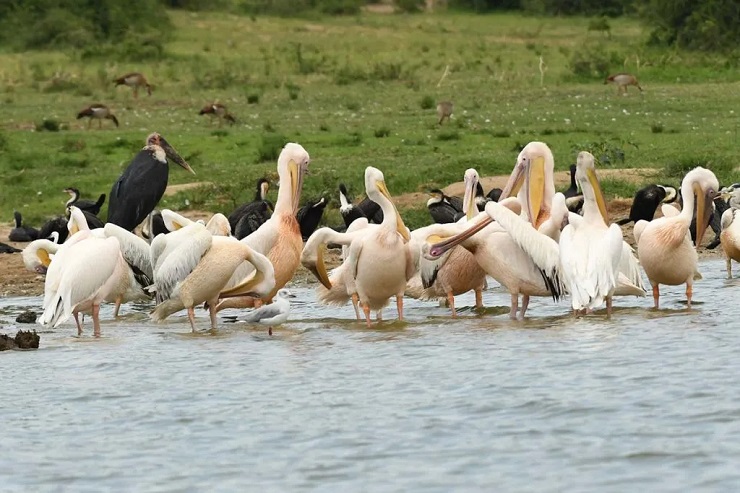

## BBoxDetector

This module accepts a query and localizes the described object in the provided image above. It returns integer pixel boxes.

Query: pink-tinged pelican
[426,142,567,319]
[720,192,740,278]
[159,209,230,236]
[407,168,487,317]
[217,143,309,312]
[634,166,719,308]
[151,223,275,331]
[301,166,417,326]
[39,227,128,337]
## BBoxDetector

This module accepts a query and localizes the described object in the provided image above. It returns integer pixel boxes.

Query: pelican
[425,142,570,318]
[719,187,740,278]
[150,223,275,331]
[216,143,309,312]
[302,166,416,326]
[22,238,60,274]
[634,167,719,308]
[407,169,487,317]
[107,133,195,231]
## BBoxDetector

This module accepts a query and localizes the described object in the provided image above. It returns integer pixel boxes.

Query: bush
[641,0,740,52]
[420,95,435,110]
[35,119,62,132]
[0,0,170,51]
[374,127,391,138]
[257,133,288,162]
[247,93,260,104]
[568,44,623,79]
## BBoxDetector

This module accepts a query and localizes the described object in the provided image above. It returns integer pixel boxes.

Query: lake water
[2,258,739,492]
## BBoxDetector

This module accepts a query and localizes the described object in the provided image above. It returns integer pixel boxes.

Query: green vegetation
[0,9,738,232]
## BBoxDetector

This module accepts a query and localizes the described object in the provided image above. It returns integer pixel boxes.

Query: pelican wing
[488,201,564,298]
[618,241,646,293]
[560,223,623,310]
[103,223,153,278]
[154,224,212,303]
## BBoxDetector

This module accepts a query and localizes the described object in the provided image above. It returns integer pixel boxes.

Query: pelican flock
[4,132,734,338]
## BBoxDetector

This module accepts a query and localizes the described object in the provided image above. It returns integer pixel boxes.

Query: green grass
[0,11,738,231]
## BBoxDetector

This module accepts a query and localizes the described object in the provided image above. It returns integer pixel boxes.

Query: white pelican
[242,288,295,335]
[301,166,416,326]
[216,143,309,312]
[407,169,487,317]
[719,187,740,278]
[634,166,719,308]
[39,235,128,337]
[425,142,567,319]
[22,238,60,274]
[151,223,276,331]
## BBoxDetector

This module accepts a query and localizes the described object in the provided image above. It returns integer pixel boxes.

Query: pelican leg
[208,298,218,329]
[74,312,83,336]
[187,307,197,332]
[113,297,122,318]
[606,296,613,318]
[376,310,383,322]
[686,283,693,309]
[474,288,483,310]
[509,294,519,320]
[396,295,404,321]
[727,257,732,279]
[362,303,372,328]
[652,284,660,309]
[351,293,361,321]
[447,291,456,318]
[92,303,101,338]
[519,295,530,320]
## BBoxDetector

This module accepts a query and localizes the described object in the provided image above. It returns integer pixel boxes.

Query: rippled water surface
[2,258,740,492]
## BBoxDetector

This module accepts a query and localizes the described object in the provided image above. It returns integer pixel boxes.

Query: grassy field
[0,10,738,230]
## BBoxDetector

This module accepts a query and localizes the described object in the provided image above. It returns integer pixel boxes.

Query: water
[2,258,740,492]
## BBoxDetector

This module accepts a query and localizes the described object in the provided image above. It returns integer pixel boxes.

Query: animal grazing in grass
[198,103,236,127]
[604,73,642,94]
[76,104,118,129]
[437,101,453,125]
[114,72,153,98]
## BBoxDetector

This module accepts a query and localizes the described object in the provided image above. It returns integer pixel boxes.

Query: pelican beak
[586,167,609,223]
[499,160,526,201]
[219,270,265,300]
[694,183,713,246]
[289,160,307,215]
[462,173,477,221]
[303,243,332,289]
[160,137,195,175]
[260,181,270,199]
[429,214,492,258]
[37,249,52,269]
[68,222,79,236]
[377,180,410,241]
[526,156,546,226]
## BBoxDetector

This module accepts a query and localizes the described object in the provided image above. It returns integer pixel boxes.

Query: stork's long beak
[462,172,477,221]
[429,214,492,258]
[160,137,195,175]
[586,167,609,224]
[694,183,713,247]
[377,180,410,241]
[526,156,546,226]
[289,160,308,215]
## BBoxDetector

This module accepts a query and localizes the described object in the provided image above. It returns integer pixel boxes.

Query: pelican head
[277,143,310,215]
[145,132,195,175]
[206,213,231,236]
[366,166,410,241]
[462,168,480,221]
[67,206,89,236]
[575,151,608,223]
[683,167,719,246]
[500,141,554,227]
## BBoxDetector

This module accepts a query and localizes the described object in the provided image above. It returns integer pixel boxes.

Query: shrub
[651,123,665,133]
[374,127,391,138]
[436,129,460,141]
[257,133,288,162]
[35,119,62,132]
[247,93,260,104]
[420,95,435,110]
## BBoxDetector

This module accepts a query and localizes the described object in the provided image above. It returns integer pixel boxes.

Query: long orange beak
[429,214,492,258]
